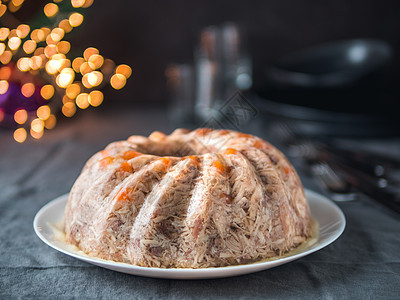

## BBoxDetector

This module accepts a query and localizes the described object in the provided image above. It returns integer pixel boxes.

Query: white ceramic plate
[33,189,345,279]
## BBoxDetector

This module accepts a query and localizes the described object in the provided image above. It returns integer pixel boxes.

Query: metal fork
[311,162,358,202]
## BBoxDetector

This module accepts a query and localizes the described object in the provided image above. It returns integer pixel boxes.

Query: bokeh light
[88,54,104,69]
[83,47,98,61]
[30,128,44,139]
[17,57,31,72]
[14,128,27,143]
[80,61,95,75]
[69,13,84,27]
[8,37,21,50]
[116,64,132,79]
[71,0,86,8]
[16,24,30,38]
[110,74,127,89]
[59,19,73,33]
[57,41,71,54]
[56,68,75,88]
[23,40,36,54]
[50,28,64,42]
[29,56,43,70]
[37,105,51,120]
[0,27,9,41]
[0,5,7,18]
[14,109,28,124]
[40,85,55,100]
[62,102,76,117]
[89,90,103,107]
[44,3,59,18]
[66,83,81,99]
[72,57,85,72]
[76,93,90,109]
[0,67,11,80]
[44,114,57,129]
[0,51,12,64]
[2,0,131,142]
[21,83,35,98]
[31,118,44,132]
[0,80,9,94]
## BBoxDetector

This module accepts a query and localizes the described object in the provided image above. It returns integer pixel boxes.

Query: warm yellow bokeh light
[17,57,30,72]
[14,109,28,124]
[14,128,27,143]
[45,59,60,74]
[80,61,95,75]
[62,102,76,117]
[44,3,59,18]
[71,0,85,8]
[30,128,44,139]
[66,83,81,99]
[0,67,11,80]
[89,90,104,107]
[0,5,7,18]
[29,56,43,70]
[8,37,21,50]
[8,3,20,14]
[69,13,84,27]
[21,83,35,98]
[0,109,5,122]
[44,45,57,58]
[0,27,9,41]
[9,29,18,39]
[12,0,25,7]
[59,19,73,34]
[31,29,46,42]
[57,41,71,54]
[46,34,57,46]
[56,68,75,88]
[41,27,51,38]
[88,54,104,69]
[81,74,91,88]
[82,0,94,8]
[83,47,99,61]
[0,80,9,94]
[72,57,85,72]
[45,114,57,129]
[40,84,55,100]
[87,71,103,87]
[31,118,44,132]
[37,105,51,121]
[50,28,64,42]
[63,95,74,104]
[0,43,5,56]
[110,74,127,90]
[116,64,132,79]
[0,51,12,64]
[34,47,45,56]
[76,93,90,109]
[16,24,30,38]
[23,40,36,54]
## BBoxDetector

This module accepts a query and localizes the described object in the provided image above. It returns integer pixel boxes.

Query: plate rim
[33,189,346,279]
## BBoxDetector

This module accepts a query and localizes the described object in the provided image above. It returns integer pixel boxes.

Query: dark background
[81,0,400,107]
[15,0,400,110]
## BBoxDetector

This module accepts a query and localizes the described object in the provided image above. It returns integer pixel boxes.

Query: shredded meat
[64,128,312,268]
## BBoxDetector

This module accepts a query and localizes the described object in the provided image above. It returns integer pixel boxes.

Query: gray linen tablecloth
[1,108,399,299]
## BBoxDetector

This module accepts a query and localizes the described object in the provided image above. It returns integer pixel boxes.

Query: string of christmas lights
[0,0,132,143]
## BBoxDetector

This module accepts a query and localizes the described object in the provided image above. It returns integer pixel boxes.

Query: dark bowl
[267,39,392,88]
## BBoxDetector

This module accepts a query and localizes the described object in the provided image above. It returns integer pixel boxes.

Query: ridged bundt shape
[64,128,312,268]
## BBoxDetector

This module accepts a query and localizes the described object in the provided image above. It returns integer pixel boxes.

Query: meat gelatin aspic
[64,128,312,268]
